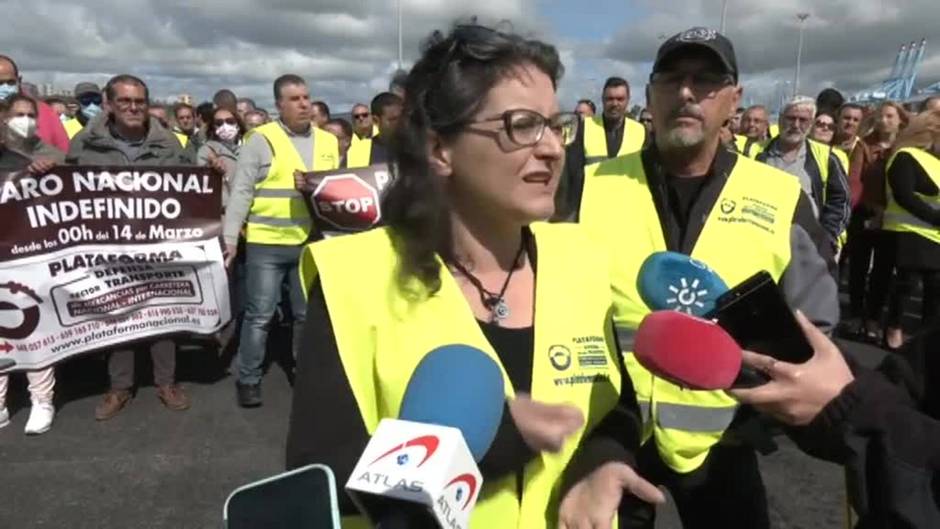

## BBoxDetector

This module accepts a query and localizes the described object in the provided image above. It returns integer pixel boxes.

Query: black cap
[652,27,738,82]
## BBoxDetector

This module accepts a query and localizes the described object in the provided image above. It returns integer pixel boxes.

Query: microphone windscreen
[634,311,742,390]
[399,344,505,462]
[637,252,728,316]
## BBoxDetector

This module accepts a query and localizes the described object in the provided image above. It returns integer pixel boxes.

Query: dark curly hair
[383,21,563,296]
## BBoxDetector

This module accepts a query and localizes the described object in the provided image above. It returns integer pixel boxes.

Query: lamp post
[793,13,810,96]
[397,0,403,71]
[720,0,729,33]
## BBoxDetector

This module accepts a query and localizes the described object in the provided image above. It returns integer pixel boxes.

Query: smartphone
[224,464,341,529]
[706,271,814,387]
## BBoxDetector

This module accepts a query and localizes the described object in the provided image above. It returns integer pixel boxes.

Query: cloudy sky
[4,0,940,113]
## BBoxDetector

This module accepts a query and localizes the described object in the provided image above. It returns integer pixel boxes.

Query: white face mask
[7,116,37,139]
[215,123,239,142]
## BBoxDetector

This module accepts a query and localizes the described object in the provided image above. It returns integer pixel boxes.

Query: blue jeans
[236,243,307,385]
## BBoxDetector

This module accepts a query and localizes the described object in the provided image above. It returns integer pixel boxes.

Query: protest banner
[0,166,230,372]
[297,163,393,238]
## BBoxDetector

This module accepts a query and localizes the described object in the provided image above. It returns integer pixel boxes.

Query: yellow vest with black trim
[579,151,801,473]
[583,116,646,166]
[346,137,372,168]
[246,122,340,245]
[884,147,940,245]
[63,118,83,140]
[299,224,622,529]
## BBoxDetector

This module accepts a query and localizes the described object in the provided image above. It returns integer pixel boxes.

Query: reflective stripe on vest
[64,118,83,139]
[346,137,372,168]
[884,147,940,245]
[581,151,800,473]
[583,116,646,166]
[300,223,622,529]
[246,122,340,245]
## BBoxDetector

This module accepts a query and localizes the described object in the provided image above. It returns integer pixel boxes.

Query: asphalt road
[0,331,888,529]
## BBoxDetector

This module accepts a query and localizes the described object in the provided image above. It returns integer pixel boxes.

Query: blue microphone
[399,344,505,462]
[637,252,728,317]
[349,345,506,528]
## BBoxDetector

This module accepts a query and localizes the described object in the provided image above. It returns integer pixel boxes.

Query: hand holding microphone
[728,311,854,426]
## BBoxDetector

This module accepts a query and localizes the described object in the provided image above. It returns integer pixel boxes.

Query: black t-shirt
[665,173,709,243]
[479,321,533,393]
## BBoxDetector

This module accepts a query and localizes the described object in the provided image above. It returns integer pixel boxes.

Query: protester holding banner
[287,22,663,529]
[0,105,57,435]
[0,55,70,153]
[66,74,195,420]
[222,74,339,408]
[3,94,65,165]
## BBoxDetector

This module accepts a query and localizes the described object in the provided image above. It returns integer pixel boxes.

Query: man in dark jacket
[757,96,851,250]
[67,74,193,420]
[732,316,940,529]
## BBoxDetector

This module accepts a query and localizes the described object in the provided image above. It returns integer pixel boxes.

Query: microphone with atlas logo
[346,344,505,529]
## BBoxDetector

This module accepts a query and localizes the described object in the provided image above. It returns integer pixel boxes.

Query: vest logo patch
[548,344,572,371]
[716,195,778,234]
[573,335,609,369]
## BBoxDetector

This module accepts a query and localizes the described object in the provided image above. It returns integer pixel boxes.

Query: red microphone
[633,311,743,390]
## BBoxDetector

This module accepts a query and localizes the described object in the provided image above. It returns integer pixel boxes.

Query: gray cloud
[601,0,940,107]
[4,0,938,115]
[3,0,537,111]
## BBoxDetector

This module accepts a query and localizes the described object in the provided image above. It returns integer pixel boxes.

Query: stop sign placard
[311,174,382,231]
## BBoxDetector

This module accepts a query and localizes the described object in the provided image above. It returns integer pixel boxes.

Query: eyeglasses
[78,94,102,106]
[113,97,148,109]
[214,118,238,126]
[639,118,653,124]
[466,109,579,147]
[814,121,834,130]
[649,71,735,96]
[0,79,16,86]
[353,113,370,120]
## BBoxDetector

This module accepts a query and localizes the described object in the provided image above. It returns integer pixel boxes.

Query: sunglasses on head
[214,118,238,126]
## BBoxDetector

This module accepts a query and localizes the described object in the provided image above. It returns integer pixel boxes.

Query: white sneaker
[0,407,9,429]
[24,402,54,435]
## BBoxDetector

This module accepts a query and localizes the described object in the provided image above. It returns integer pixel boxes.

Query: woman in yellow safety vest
[883,109,940,349]
[285,23,663,529]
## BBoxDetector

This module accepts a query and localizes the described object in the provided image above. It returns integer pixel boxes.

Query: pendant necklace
[449,235,527,324]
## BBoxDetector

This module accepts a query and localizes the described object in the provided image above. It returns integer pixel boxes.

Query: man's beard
[782,129,807,145]
[661,126,705,149]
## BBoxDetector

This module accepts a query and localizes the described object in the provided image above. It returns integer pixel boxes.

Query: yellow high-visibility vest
[346,137,372,168]
[246,122,340,245]
[734,135,765,159]
[63,118,83,140]
[299,223,622,529]
[579,151,801,473]
[583,116,646,166]
[885,147,940,245]
[174,132,189,149]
